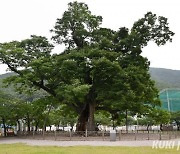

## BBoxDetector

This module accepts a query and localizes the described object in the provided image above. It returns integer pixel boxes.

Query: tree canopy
[0,1,174,131]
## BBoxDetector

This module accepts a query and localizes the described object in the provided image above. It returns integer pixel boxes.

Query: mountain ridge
[149,67,180,90]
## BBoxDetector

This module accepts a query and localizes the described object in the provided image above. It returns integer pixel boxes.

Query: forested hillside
[0,72,17,96]
[150,67,180,90]
[0,72,47,99]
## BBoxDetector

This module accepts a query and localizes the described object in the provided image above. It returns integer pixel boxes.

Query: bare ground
[0,137,180,147]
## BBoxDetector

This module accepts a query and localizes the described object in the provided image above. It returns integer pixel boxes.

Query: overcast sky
[0,0,180,74]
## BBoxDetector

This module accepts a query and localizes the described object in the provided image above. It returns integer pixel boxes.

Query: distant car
[7,130,15,136]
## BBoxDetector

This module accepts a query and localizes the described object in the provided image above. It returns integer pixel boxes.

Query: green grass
[0,144,179,154]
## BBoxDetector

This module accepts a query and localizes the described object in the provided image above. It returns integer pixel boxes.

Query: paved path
[0,138,180,147]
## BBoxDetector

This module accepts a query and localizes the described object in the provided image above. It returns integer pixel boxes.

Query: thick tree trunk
[76,103,96,131]
[76,104,89,131]
[86,103,96,131]
[76,83,96,132]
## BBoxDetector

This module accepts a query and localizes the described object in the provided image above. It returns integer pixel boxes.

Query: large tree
[0,2,174,131]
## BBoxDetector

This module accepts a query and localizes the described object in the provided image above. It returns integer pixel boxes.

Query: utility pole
[166,89,170,112]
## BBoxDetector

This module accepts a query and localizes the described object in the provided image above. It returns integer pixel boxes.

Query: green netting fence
[159,88,180,112]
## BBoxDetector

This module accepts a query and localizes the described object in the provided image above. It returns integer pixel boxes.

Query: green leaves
[0,2,175,130]
[131,12,174,48]
[171,111,180,130]
[56,83,91,104]
[0,90,21,126]
[60,60,78,81]
[149,108,171,124]
[51,1,102,49]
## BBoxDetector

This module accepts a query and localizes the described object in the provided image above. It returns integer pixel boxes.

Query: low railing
[15,130,180,141]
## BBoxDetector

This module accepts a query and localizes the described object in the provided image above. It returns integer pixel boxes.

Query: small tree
[171,111,180,130]
[0,91,15,136]
[138,108,171,131]
[49,105,77,131]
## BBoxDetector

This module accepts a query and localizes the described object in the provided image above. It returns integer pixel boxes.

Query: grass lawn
[0,144,179,154]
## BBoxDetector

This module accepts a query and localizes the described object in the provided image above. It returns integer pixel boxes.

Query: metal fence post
[159,130,161,140]
[70,131,72,141]
[33,130,35,139]
[102,130,105,141]
[118,130,121,141]
[43,130,45,140]
[54,130,57,141]
[147,130,150,140]
[175,130,177,139]
[169,131,171,140]
[85,129,88,141]
[25,131,27,138]
[134,130,137,140]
